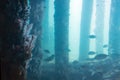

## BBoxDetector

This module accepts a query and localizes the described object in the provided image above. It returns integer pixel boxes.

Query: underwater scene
[0,0,120,80]
[27,0,120,80]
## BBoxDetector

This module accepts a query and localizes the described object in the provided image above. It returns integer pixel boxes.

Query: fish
[88,51,96,55]
[94,54,108,60]
[44,55,55,62]
[89,35,96,39]
[67,49,71,52]
[44,49,50,53]
[96,4,99,6]
[72,60,79,64]
[103,44,108,48]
